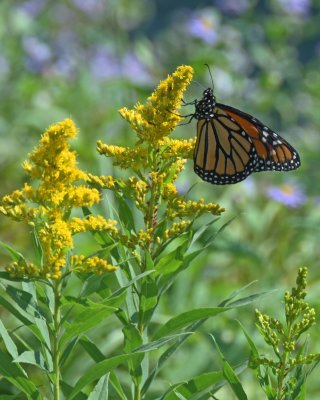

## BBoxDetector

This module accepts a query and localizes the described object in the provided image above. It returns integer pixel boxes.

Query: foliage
[1,0,320,398]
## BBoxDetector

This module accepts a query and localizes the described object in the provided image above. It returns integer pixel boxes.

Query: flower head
[266,183,306,208]
[277,0,310,16]
[119,65,193,145]
[188,10,219,44]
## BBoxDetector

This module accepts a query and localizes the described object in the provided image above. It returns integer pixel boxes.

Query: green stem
[53,278,62,400]
[276,325,293,400]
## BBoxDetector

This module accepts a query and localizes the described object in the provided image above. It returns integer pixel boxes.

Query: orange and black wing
[193,103,300,185]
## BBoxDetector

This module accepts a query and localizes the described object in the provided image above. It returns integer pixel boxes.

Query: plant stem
[53,278,62,400]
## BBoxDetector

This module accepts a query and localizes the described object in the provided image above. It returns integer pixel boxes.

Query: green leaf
[67,353,143,400]
[139,276,158,326]
[78,273,111,298]
[226,291,277,308]
[88,374,109,400]
[2,284,44,319]
[134,333,192,352]
[13,351,49,371]
[153,307,230,340]
[61,305,118,347]
[0,350,41,399]
[79,336,105,362]
[210,335,248,400]
[160,371,224,400]
[31,228,43,267]
[142,321,203,395]
[237,320,259,360]
[0,320,19,359]
[110,269,155,299]
[79,336,127,400]
[117,195,135,232]
[60,380,88,399]
[218,281,258,307]
[123,325,144,383]
[0,241,25,262]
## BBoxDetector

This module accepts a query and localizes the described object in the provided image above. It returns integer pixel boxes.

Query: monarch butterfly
[185,77,301,185]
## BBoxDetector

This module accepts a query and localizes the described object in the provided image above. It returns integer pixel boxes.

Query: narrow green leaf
[60,305,117,347]
[67,353,142,400]
[0,241,25,262]
[79,336,105,362]
[139,276,158,326]
[123,325,144,382]
[0,320,18,359]
[237,320,259,360]
[210,335,248,400]
[31,228,43,267]
[60,380,88,399]
[226,290,277,308]
[78,274,110,298]
[60,338,78,367]
[3,284,44,319]
[142,321,203,395]
[117,195,135,231]
[153,308,230,340]
[110,269,155,299]
[0,350,41,399]
[161,371,224,400]
[79,336,127,399]
[88,374,109,400]
[33,317,51,350]
[135,333,192,352]
[218,281,258,307]
[109,371,127,400]
[13,351,49,371]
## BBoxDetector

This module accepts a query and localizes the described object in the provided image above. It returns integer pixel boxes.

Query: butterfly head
[194,88,216,120]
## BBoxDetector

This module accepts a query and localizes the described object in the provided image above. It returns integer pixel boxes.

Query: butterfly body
[191,88,300,185]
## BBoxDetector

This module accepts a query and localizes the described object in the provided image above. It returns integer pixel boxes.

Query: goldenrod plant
[247,267,320,400]
[0,66,315,399]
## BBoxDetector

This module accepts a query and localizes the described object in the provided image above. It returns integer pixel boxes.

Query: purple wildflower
[122,53,151,84]
[90,46,121,80]
[277,0,310,16]
[72,0,105,17]
[18,0,47,17]
[188,11,219,44]
[214,0,250,15]
[266,183,306,208]
[22,36,52,73]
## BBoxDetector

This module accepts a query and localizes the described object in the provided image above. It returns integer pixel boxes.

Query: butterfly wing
[193,102,300,185]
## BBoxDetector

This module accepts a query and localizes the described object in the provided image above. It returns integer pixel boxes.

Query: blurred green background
[1,0,320,398]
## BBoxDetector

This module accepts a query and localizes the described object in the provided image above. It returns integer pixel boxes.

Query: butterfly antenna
[204,63,214,90]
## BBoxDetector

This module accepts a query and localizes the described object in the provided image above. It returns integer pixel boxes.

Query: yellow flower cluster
[0,119,118,279]
[163,221,191,241]
[119,65,193,145]
[166,197,225,220]
[97,141,148,170]
[6,259,40,279]
[126,177,148,209]
[71,255,117,275]
[160,137,196,160]
[69,215,118,235]
[87,174,116,189]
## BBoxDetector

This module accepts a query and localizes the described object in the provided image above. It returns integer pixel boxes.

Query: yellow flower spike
[0,118,118,280]
[119,65,194,144]
[87,174,116,189]
[97,140,148,170]
[160,138,196,160]
[71,255,117,275]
